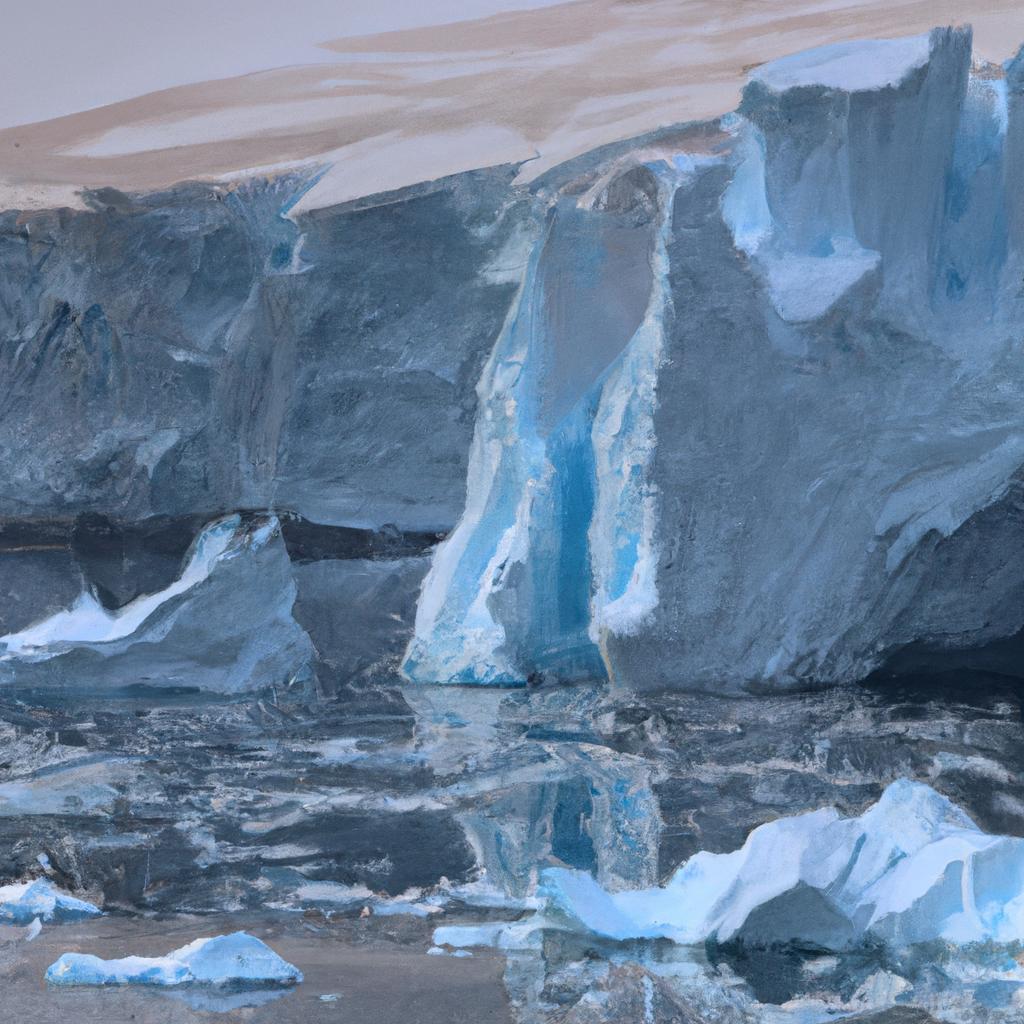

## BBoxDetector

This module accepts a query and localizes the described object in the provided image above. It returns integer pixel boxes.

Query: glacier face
[404,27,1024,690]
[4,27,1024,693]
[403,166,673,685]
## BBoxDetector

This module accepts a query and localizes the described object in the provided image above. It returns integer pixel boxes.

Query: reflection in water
[5,675,1024,1020]
[164,984,296,1013]
[406,681,1024,1023]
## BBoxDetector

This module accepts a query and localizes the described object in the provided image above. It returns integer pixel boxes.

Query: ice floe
[46,931,302,988]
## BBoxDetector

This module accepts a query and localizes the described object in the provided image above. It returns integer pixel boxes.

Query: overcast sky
[0,0,568,129]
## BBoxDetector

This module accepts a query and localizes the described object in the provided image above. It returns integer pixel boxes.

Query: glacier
[399,26,1024,690]
[5,21,1024,1023]
[4,27,1024,693]
[45,931,302,987]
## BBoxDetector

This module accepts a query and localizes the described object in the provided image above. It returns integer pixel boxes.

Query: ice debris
[46,931,302,988]
[0,879,101,925]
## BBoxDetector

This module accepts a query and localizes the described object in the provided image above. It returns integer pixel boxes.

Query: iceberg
[0,879,101,924]
[0,516,239,657]
[539,781,1024,950]
[46,931,302,987]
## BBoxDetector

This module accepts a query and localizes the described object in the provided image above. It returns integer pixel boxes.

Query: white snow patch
[750,34,932,93]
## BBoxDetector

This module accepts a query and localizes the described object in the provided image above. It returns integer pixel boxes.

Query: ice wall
[407,27,1024,691]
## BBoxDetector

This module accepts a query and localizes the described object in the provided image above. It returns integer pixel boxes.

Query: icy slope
[0,515,314,692]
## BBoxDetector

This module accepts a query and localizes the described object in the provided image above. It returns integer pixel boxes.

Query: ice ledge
[760,241,881,323]
[750,32,932,93]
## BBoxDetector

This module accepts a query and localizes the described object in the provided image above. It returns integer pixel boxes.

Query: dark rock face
[0,165,532,700]
[291,557,430,687]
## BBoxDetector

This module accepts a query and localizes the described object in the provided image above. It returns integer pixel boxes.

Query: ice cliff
[406,26,1024,689]
[4,27,1024,692]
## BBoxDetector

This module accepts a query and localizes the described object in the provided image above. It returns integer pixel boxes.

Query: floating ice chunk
[539,781,1024,950]
[759,241,880,323]
[750,34,932,93]
[370,900,442,918]
[46,931,302,988]
[0,879,101,924]
[432,918,545,952]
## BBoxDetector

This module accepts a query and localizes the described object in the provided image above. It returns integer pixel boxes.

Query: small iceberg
[532,781,1024,951]
[0,879,101,925]
[46,931,302,988]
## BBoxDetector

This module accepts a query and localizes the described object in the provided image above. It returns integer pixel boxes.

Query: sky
[0,0,570,129]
